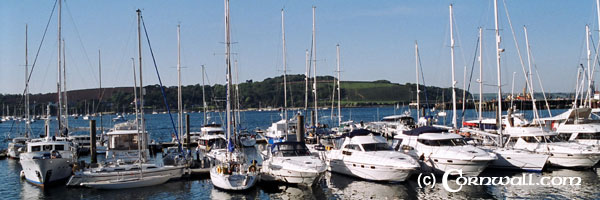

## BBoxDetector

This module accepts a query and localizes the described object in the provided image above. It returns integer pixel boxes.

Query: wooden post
[90,119,97,164]
[296,115,305,142]
[186,114,191,150]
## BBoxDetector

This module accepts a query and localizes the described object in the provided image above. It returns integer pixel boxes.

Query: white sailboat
[460,1,549,172]
[66,9,184,189]
[19,1,77,186]
[8,24,31,159]
[209,0,258,190]
[325,129,419,182]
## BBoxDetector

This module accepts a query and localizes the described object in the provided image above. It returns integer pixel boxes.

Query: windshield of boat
[361,143,393,151]
[109,134,139,150]
[273,143,311,157]
[540,135,563,143]
[418,138,466,146]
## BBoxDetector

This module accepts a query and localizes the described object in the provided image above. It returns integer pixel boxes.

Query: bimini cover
[403,126,446,136]
[336,129,380,139]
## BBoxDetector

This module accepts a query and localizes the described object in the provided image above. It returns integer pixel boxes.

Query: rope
[140,16,183,155]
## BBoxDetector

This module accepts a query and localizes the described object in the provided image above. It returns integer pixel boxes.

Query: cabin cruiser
[260,141,326,185]
[263,119,297,144]
[503,124,600,168]
[393,126,497,176]
[176,123,224,144]
[325,129,419,181]
[7,137,28,159]
[540,108,600,146]
[67,121,185,188]
[380,112,416,137]
[20,136,77,186]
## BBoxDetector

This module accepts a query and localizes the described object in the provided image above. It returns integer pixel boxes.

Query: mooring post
[90,119,97,164]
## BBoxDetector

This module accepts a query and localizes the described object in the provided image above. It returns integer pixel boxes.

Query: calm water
[1,107,599,199]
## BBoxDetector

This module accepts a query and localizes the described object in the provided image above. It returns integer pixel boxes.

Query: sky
[0,0,597,95]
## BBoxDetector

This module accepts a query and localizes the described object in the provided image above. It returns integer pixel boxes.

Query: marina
[3,0,600,199]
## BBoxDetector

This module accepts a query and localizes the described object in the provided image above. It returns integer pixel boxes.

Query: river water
[1,107,599,199]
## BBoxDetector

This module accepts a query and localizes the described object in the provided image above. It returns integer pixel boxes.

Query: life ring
[248,165,257,173]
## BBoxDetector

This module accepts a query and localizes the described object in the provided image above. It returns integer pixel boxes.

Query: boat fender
[550,121,556,131]
[19,170,25,179]
[248,165,257,173]
[217,166,222,174]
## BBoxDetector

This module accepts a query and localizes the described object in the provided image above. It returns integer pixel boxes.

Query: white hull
[328,159,414,182]
[260,167,322,185]
[20,154,73,186]
[420,157,489,177]
[548,153,600,168]
[81,175,171,189]
[210,167,258,190]
[486,148,549,171]
[67,165,184,187]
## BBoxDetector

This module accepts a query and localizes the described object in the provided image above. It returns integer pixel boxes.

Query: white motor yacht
[260,141,326,185]
[393,126,497,176]
[264,119,297,144]
[326,129,419,181]
[20,136,77,186]
[380,112,416,137]
[7,137,28,159]
[541,108,600,146]
[177,123,224,144]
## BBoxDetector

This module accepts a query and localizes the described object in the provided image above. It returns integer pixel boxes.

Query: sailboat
[19,1,78,186]
[66,9,184,189]
[8,24,31,159]
[209,0,258,190]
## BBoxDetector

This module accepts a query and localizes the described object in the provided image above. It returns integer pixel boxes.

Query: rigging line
[460,35,480,120]
[63,0,98,84]
[417,46,430,115]
[141,16,183,154]
[10,0,58,134]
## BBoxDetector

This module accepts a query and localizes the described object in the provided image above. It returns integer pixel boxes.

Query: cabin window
[522,136,538,143]
[362,143,393,151]
[31,146,41,152]
[43,145,53,151]
[558,133,573,141]
[110,134,139,150]
[54,145,65,151]
[575,132,600,140]
[344,144,361,151]
[543,135,563,143]
[417,139,435,146]
[506,137,519,146]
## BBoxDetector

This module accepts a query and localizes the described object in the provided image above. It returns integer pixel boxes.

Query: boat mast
[281,8,288,133]
[202,65,207,125]
[586,24,592,108]
[224,0,232,154]
[63,39,69,130]
[415,41,420,120]
[177,24,183,143]
[336,44,341,127]
[132,58,139,124]
[523,26,539,120]
[305,49,309,112]
[56,0,62,136]
[449,4,457,129]
[478,27,483,122]
[312,6,318,128]
[98,50,104,136]
[494,0,503,145]
[136,9,147,155]
[25,24,30,137]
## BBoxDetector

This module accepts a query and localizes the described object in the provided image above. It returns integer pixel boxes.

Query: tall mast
[449,4,457,129]
[478,27,483,122]
[132,58,139,124]
[57,0,62,136]
[224,0,232,150]
[523,26,539,120]
[312,6,318,127]
[177,24,183,142]
[494,0,503,144]
[415,41,420,120]
[98,50,103,136]
[336,44,341,127]
[25,24,30,137]
[281,9,288,133]
[202,65,207,125]
[586,25,592,108]
[63,39,69,129]
[305,49,309,112]
[136,9,146,153]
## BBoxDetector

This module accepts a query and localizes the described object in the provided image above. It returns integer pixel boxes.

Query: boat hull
[328,159,414,182]
[420,157,490,177]
[67,165,184,187]
[81,175,171,189]
[210,167,258,190]
[548,153,600,168]
[20,155,73,186]
[486,148,549,172]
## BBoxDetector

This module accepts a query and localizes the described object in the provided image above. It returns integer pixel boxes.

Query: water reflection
[322,172,411,199]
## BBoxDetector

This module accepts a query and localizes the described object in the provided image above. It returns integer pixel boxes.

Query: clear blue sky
[0,0,596,95]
